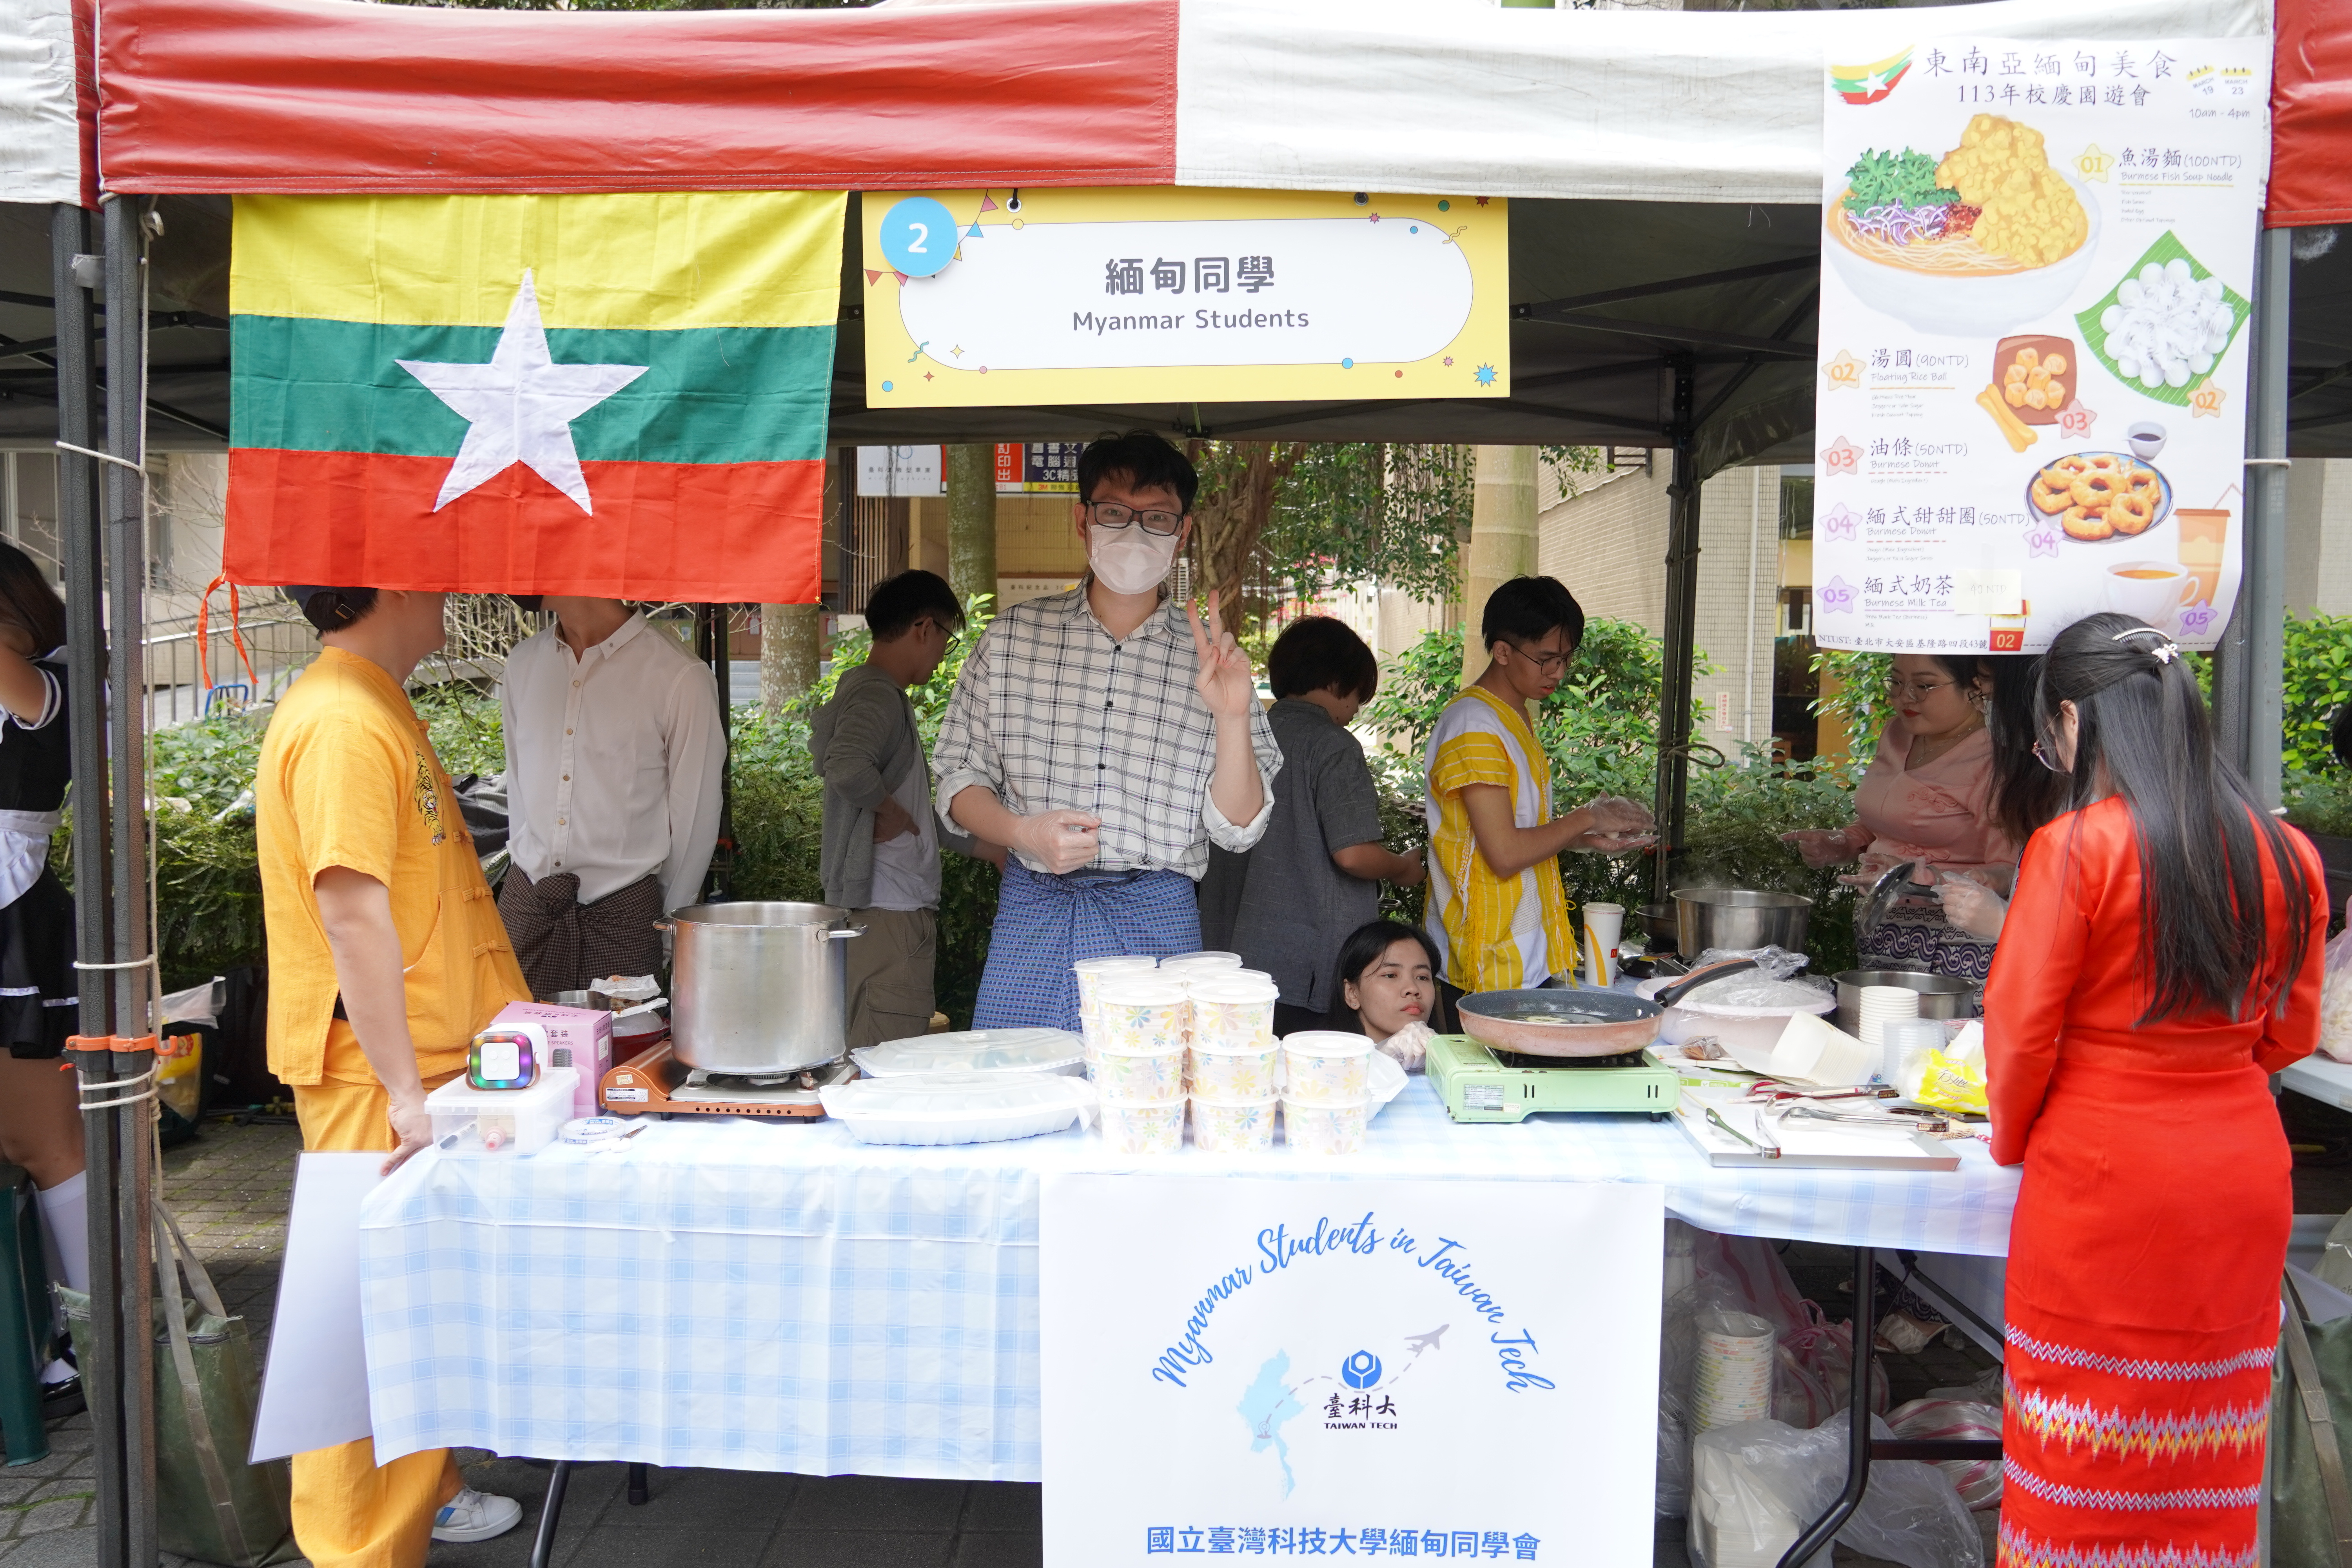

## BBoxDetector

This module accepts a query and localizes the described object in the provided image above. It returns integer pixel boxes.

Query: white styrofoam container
[818,1071,1098,1146]
[427,1067,578,1158]
[851,1028,1085,1078]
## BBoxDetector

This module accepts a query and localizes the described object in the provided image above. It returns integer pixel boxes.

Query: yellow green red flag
[226,192,844,602]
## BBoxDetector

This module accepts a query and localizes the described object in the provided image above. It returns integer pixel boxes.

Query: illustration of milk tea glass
[2173,508,2230,606]
[2103,561,2195,631]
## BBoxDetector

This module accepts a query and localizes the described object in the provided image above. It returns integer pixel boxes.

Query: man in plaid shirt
[935,433,1281,1028]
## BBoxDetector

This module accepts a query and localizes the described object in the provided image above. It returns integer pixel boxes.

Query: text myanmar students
[1423,576,1653,1010]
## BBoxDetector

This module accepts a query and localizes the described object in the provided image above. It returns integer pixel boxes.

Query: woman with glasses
[1984,613,2323,1568]
[1779,652,2022,982]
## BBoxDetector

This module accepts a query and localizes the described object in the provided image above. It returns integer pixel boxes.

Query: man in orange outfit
[256,584,531,1566]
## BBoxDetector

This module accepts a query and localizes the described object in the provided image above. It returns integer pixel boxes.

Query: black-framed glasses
[1083,501,1184,537]
[1507,640,1572,675]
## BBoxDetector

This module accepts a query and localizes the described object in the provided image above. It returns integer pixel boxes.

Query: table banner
[861,187,1510,408]
[1812,35,2272,652]
[1040,1175,1662,1567]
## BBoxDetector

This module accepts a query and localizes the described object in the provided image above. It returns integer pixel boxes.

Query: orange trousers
[289,1028,464,1568]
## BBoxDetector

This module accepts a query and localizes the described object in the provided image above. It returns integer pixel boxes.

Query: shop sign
[855,445,945,498]
[1812,35,2270,652]
[1040,1176,1661,1567]
[862,187,1510,408]
[997,442,1083,494]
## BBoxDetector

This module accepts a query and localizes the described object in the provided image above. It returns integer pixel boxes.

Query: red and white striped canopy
[49,0,2334,225]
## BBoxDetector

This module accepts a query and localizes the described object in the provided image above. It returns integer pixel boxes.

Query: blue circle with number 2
[879,198,958,278]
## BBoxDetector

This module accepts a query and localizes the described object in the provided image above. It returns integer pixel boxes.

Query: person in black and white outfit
[0,543,90,1405]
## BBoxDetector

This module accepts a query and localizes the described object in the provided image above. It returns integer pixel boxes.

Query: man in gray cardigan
[811,570,998,1046]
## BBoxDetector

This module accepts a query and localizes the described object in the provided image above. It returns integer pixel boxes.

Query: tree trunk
[1459,445,1540,692]
[760,602,822,714]
[947,445,998,607]
[1187,441,1305,623]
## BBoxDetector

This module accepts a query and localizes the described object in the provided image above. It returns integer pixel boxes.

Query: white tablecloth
[357,1076,2019,1478]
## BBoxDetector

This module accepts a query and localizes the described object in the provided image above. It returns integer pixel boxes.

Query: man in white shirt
[497,598,725,997]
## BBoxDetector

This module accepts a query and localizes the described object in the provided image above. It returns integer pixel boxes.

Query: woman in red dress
[1986,613,2326,1568]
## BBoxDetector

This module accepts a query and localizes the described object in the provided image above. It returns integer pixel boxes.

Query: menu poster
[1813,38,2271,653]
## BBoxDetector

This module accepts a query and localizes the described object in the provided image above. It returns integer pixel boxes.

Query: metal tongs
[1771,1102,1952,1135]
[1705,1104,1780,1159]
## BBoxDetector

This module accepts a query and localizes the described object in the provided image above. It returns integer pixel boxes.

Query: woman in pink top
[1783,653,2055,982]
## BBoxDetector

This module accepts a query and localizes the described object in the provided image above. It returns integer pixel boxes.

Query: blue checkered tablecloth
[356,1076,2018,1476]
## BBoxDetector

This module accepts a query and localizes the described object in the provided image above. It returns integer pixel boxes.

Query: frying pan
[1459,963,1756,1060]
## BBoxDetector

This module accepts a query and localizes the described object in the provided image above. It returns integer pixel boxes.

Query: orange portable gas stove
[599,1043,855,1121]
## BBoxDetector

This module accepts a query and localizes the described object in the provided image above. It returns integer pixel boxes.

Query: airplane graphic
[1405,1326,1448,1354]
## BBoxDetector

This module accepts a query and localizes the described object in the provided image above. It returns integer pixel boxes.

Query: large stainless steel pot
[1833,969,1977,1035]
[1671,887,1813,957]
[659,902,862,1074]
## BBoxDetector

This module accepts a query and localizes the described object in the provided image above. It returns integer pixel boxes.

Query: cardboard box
[494,1002,612,1120]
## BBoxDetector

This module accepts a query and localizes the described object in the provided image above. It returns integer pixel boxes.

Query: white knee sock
[36,1169,88,1296]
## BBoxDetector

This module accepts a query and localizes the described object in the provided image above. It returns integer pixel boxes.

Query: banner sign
[855,445,944,498]
[1040,1175,1662,1568]
[997,441,1083,494]
[862,187,1510,409]
[1812,37,2271,652]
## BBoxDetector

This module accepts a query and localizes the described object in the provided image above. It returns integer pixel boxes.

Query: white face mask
[1086,523,1180,595]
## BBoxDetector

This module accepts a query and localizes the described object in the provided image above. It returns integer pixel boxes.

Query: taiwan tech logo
[1323,1350,1401,1431]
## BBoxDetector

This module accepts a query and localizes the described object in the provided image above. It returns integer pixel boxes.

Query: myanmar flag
[226,192,843,603]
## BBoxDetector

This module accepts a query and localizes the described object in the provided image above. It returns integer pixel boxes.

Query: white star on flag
[397,270,648,515]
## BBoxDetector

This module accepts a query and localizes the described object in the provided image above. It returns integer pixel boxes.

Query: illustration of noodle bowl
[1825,114,2102,334]
[897,215,1477,371]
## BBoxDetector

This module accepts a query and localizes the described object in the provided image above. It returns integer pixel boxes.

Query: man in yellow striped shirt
[1424,577,1654,1007]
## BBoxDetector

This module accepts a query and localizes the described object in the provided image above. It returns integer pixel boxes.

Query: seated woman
[1325,920,1444,1069]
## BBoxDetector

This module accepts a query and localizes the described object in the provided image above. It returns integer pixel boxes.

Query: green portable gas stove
[1424,1033,1681,1123]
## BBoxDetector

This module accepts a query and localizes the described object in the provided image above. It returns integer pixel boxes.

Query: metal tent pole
[2242,225,2292,809]
[1652,354,1701,905]
[51,200,127,1568]
[101,195,158,1568]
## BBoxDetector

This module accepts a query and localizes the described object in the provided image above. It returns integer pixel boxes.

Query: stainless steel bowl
[1671,888,1813,957]
[1833,969,1978,1035]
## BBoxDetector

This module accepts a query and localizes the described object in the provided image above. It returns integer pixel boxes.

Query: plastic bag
[1914,1047,1990,1115]
[1677,972,1837,1011]
[1689,1416,1982,1568]
[1693,945,1812,982]
[1776,1303,1890,1429]
[2320,924,2352,1062]
[1888,1398,2003,1510]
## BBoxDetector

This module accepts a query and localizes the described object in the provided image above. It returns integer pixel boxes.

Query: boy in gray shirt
[1198,617,1424,1034]
[811,571,997,1047]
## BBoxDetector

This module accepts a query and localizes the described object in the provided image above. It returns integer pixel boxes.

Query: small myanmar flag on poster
[225,192,844,603]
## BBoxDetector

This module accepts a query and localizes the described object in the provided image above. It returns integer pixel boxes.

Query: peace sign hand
[1188,591,1257,722]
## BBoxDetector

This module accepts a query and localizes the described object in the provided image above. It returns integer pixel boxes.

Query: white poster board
[1812,36,2272,652]
[1040,1175,1664,1567]
[855,445,945,497]
[250,1152,383,1463]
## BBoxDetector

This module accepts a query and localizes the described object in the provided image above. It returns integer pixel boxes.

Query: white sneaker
[432,1487,523,1544]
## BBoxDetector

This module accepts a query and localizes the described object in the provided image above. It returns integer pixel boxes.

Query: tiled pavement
[22,1100,2352,1566]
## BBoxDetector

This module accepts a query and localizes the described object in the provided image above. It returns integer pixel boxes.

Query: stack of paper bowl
[1074,956,1159,1076]
[1280,1031,1373,1154]
[1099,1097,1187,1155]
[1690,1309,1776,1432]
[1189,975,1281,1148]
[1856,985,1921,1050]
[1191,1093,1278,1153]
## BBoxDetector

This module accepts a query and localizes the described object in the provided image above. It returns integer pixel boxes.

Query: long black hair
[1978,654,2068,850]
[1326,920,1443,1035]
[2036,612,2316,1024]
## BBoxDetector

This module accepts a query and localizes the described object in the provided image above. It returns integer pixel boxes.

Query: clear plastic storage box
[427,1067,578,1158]
[818,1071,1096,1146]
[851,1029,1086,1079]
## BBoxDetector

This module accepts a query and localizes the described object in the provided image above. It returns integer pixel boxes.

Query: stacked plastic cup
[1280,1031,1374,1155]
[1879,1018,1947,1094]
[1690,1310,1776,1431]
[1074,956,1159,1076]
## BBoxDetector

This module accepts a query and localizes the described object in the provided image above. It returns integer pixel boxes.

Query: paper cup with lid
[1189,1038,1283,1100]
[1191,1092,1278,1154]
[1282,1030,1376,1104]
[1074,956,1160,1051]
[1100,1095,1186,1155]
[1096,1042,1189,1103]
[1190,975,1279,1053]
[1096,976,1187,1052]
[1281,1096,1369,1155]
[1161,951,1243,970]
